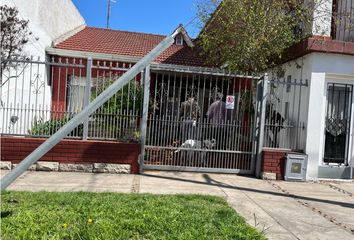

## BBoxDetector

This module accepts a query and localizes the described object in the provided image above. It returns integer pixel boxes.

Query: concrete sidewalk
[1,170,354,240]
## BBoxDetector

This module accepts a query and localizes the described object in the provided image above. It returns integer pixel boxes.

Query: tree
[197,0,318,73]
[0,5,32,84]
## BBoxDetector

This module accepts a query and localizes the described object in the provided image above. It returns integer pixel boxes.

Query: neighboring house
[45,25,258,172]
[0,0,85,134]
[46,26,204,114]
[196,0,354,180]
[1,1,257,175]
[264,0,354,179]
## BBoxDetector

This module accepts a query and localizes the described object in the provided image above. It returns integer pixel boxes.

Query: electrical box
[285,154,308,181]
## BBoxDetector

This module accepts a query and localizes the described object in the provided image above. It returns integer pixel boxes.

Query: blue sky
[72,0,202,38]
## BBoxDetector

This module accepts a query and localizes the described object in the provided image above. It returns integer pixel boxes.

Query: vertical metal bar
[350,85,354,179]
[255,74,268,177]
[343,84,349,165]
[171,72,177,118]
[250,78,260,171]
[140,66,150,173]
[82,57,92,140]
[1,30,180,190]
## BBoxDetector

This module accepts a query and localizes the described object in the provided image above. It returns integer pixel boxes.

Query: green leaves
[92,79,143,115]
[198,0,312,73]
[28,115,83,136]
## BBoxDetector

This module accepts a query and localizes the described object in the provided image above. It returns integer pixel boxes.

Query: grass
[1,191,266,240]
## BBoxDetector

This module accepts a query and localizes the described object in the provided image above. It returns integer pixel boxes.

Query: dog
[175,139,216,166]
[265,109,286,148]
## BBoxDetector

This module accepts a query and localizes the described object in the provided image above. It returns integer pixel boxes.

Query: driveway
[1,170,353,240]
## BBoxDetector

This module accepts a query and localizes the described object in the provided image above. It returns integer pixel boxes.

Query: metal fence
[1,56,309,173]
[332,0,354,42]
[263,77,308,150]
[143,70,259,172]
[0,57,141,141]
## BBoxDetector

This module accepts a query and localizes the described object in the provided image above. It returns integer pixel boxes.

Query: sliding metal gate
[143,70,259,174]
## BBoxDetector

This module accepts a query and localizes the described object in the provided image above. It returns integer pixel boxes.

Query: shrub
[29,116,83,137]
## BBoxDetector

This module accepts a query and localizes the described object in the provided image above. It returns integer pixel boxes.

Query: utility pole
[106,0,116,29]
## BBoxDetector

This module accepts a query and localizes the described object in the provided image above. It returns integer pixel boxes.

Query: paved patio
[1,170,353,240]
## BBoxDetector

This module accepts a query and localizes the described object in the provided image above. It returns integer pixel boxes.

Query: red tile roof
[54,27,206,67]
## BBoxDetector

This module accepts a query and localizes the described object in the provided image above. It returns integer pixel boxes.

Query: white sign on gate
[226,95,235,109]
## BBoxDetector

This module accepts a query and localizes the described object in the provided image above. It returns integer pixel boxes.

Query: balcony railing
[331,0,354,42]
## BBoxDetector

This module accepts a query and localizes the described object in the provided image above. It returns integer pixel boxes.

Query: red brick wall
[262,148,288,180]
[1,136,140,174]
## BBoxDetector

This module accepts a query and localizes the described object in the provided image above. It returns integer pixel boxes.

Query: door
[324,83,353,165]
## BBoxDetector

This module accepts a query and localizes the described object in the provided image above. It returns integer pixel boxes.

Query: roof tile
[54,27,206,67]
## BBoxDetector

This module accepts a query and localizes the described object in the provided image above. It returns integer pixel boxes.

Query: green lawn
[1,191,266,240]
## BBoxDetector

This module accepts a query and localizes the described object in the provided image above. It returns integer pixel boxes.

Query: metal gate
[142,69,260,174]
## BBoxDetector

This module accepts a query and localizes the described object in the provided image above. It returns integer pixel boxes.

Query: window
[66,76,86,113]
[324,83,353,165]
[175,34,184,45]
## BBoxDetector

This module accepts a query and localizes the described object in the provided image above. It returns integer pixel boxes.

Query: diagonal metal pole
[139,65,151,173]
[1,27,182,191]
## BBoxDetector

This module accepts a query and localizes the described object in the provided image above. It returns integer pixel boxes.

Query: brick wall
[262,148,289,180]
[1,136,140,174]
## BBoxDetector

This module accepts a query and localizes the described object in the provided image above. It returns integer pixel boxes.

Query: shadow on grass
[1,211,13,218]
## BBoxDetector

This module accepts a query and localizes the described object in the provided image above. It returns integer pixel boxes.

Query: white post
[82,57,92,140]
[309,0,333,37]
[255,74,268,178]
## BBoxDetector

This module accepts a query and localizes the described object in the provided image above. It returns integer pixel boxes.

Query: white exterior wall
[282,53,354,180]
[0,0,85,134]
[306,0,354,41]
[310,0,333,37]
[309,53,354,179]
[1,0,85,58]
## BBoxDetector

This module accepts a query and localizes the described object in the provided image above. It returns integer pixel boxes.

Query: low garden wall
[261,148,289,180]
[261,148,304,180]
[0,136,140,174]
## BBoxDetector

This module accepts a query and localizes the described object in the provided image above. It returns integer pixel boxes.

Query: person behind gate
[179,96,200,142]
[206,92,226,149]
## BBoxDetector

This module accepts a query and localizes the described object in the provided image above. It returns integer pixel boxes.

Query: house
[267,0,354,180]
[3,0,352,180]
[0,0,85,134]
[192,0,354,180]
[45,26,257,172]
[1,5,257,175]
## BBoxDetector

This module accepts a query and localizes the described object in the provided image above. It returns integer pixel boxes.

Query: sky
[72,0,203,38]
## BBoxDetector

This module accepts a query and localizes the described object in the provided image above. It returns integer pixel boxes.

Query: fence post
[139,65,150,173]
[255,74,268,178]
[0,28,181,191]
[82,57,92,140]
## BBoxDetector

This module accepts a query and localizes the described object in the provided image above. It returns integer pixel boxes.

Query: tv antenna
[106,0,117,28]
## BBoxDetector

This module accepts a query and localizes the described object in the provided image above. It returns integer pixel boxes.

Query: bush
[92,79,143,114]
[29,116,83,137]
